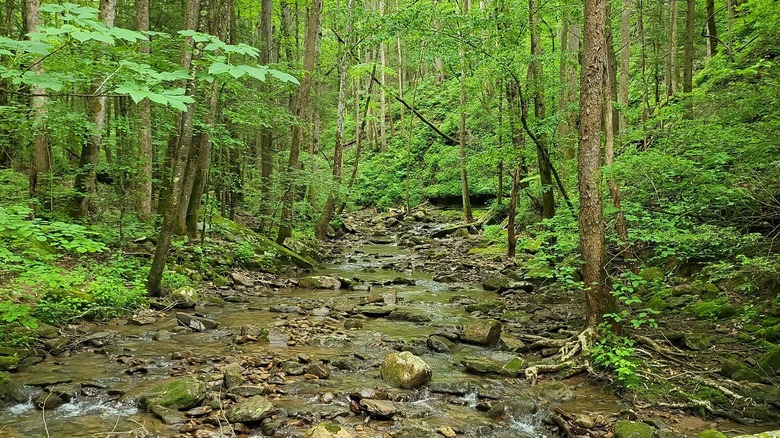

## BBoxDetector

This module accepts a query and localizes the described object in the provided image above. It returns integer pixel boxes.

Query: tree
[24,0,50,206]
[529,0,554,219]
[135,0,153,222]
[579,0,615,327]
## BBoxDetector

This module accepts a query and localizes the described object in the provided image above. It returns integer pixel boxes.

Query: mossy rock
[139,378,206,410]
[305,422,354,438]
[465,300,506,314]
[758,345,780,375]
[693,301,737,320]
[0,356,19,371]
[765,324,780,343]
[698,430,727,438]
[732,367,767,383]
[763,317,780,328]
[613,420,653,438]
[639,267,665,282]
[211,215,315,268]
[647,296,669,311]
[733,432,780,438]
[720,358,743,377]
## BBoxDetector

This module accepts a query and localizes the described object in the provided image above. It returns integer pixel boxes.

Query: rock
[43,337,69,355]
[734,432,780,438]
[501,357,526,375]
[48,382,81,402]
[299,276,341,289]
[344,318,363,329]
[639,267,664,282]
[732,367,767,383]
[759,346,780,375]
[225,396,275,423]
[437,426,457,438]
[359,305,394,317]
[36,323,59,339]
[539,381,574,402]
[0,373,23,403]
[175,313,219,331]
[171,286,199,308]
[698,431,727,438]
[0,356,19,371]
[388,308,432,323]
[465,300,506,314]
[34,392,64,410]
[360,399,397,419]
[656,430,685,438]
[227,385,270,397]
[149,404,186,424]
[460,320,502,346]
[139,378,206,410]
[223,363,244,389]
[486,398,538,420]
[720,358,743,377]
[482,276,511,292]
[380,351,432,389]
[185,406,213,417]
[230,272,254,287]
[683,334,711,351]
[613,420,653,438]
[305,422,354,438]
[427,335,460,354]
[574,414,594,429]
[270,304,303,313]
[153,330,172,341]
[429,381,470,396]
[499,335,527,352]
[282,361,305,376]
[306,363,331,379]
[461,356,501,375]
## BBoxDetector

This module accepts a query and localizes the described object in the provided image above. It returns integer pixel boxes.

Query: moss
[692,301,737,320]
[639,267,665,282]
[647,296,669,311]
[758,345,780,375]
[0,356,19,371]
[139,378,206,410]
[613,420,653,438]
[698,430,727,438]
[465,300,506,313]
[764,324,780,342]
[468,245,507,255]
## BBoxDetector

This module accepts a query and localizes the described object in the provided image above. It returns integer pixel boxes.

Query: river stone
[48,382,81,402]
[499,334,527,352]
[486,398,538,420]
[0,356,19,371]
[299,275,341,289]
[734,432,780,438]
[36,323,59,339]
[282,360,306,376]
[539,380,574,402]
[429,381,470,396]
[427,335,460,354]
[171,286,199,308]
[460,320,502,346]
[656,430,685,438]
[698,431,727,438]
[388,308,432,323]
[305,422,354,438]
[759,346,780,375]
[34,392,64,410]
[613,420,654,438]
[380,351,432,389]
[720,358,743,377]
[306,363,331,379]
[482,276,512,292]
[139,378,206,410]
[223,363,244,389]
[360,305,395,317]
[230,272,253,287]
[344,318,363,329]
[360,398,398,419]
[461,356,502,374]
[227,385,270,397]
[225,396,275,423]
[270,304,303,313]
[175,313,219,331]
[149,404,186,424]
[501,357,527,375]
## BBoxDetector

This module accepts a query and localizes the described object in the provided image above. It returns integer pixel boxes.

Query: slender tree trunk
[605,6,620,138]
[457,3,473,223]
[705,0,717,57]
[580,0,615,327]
[604,67,629,242]
[277,0,322,245]
[666,0,678,97]
[558,19,580,159]
[683,0,694,117]
[135,0,152,222]
[146,0,200,296]
[258,0,274,233]
[619,0,631,132]
[507,165,520,258]
[529,0,554,219]
[378,0,387,152]
[25,0,51,206]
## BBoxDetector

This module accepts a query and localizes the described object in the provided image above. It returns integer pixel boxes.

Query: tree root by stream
[523,327,595,385]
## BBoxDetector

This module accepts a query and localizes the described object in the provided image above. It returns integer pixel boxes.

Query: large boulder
[734,432,780,438]
[460,320,502,346]
[613,420,654,438]
[305,423,354,438]
[225,396,275,423]
[380,351,432,389]
[170,287,198,308]
[299,276,342,290]
[139,378,206,410]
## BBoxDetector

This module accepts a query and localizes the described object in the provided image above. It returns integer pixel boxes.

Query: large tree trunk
[276,0,322,245]
[529,0,554,219]
[705,0,717,57]
[579,0,615,327]
[71,0,117,219]
[25,0,51,206]
[135,0,153,222]
[146,0,200,296]
[604,66,629,242]
[618,0,631,132]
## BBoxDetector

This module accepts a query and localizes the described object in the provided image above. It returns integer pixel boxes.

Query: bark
[666,0,678,97]
[529,0,554,219]
[276,0,322,245]
[705,0,717,57]
[378,0,387,152]
[457,2,473,223]
[25,0,51,205]
[258,0,274,232]
[337,70,375,216]
[146,0,200,296]
[507,165,520,258]
[135,0,152,222]
[605,6,620,138]
[70,0,117,218]
[619,0,630,132]
[579,0,615,326]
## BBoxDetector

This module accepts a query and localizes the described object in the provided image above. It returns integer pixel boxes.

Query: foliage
[591,328,641,388]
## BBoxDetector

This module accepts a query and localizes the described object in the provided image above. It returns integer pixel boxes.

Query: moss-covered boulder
[225,396,275,423]
[460,320,502,346]
[720,358,743,377]
[212,215,316,268]
[461,356,502,375]
[486,398,538,420]
[0,356,19,371]
[170,286,198,308]
[298,276,341,289]
[764,324,780,343]
[305,422,354,438]
[698,430,727,438]
[759,346,780,375]
[139,378,206,410]
[734,431,780,438]
[380,351,431,389]
[465,300,506,314]
[613,420,653,438]
[639,267,665,282]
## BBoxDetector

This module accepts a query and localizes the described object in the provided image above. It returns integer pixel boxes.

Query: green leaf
[268,69,299,84]
[207,62,231,76]
[242,65,268,81]
[108,27,145,42]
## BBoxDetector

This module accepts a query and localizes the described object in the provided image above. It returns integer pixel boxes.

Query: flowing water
[0,242,668,437]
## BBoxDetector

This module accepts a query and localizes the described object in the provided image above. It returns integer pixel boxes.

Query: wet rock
[271,304,303,313]
[574,414,594,429]
[0,356,19,371]
[499,335,527,352]
[388,308,432,323]
[48,382,81,402]
[36,323,59,339]
[460,320,502,346]
[306,363,331,379]
[359,305,395,317]
[734,432,780,438]
[230,272,254,287]
[395,424,439,437]
[360,398,397,419]
[139,378,206,410]
[282,360,306,376]
[429,381,470,396]
[150,404,187,424]
[482,276,512,292]
[539,380,574,402]
[613,420,653,438]
[186,406,213,417]
[43,337,70,355]
[33,392,65,410]
[390,277,416,286]
[759,345,780,375]
[434,274,462,283]
[225,396,275,423]
[299,275,342,289]
[486,398,538,420]
[380,351,432,389]
[175,313,219,331]
[465,300,505,314]
[461,356,502,375]
[171,286,199,308]
[153,330,172,341]
[305,422,354,438]
[427,335,460,354]
[129,315,157,325]
[698,431,727,438]
[223,363,244,389]
[501,357,526,375]
[312,307,330,316]
[227,385,270,397]
[344,318,364,329]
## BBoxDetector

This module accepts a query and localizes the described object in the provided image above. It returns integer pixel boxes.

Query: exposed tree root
[523,327,595,385]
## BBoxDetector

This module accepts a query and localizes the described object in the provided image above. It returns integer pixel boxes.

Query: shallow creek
[0,242,658,437]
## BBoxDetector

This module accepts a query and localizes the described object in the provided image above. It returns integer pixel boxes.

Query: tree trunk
[529,0,554,219]
[604,66,629,242]
[276,0,322,245]
[683,0,694,117]
[605,6,620,138]
[618,0,630,132]
[457,2,473,223]
[146,0,200,296]
[258,0,274,233]
[25,0,51,206]
[705,0,717,57]
[507,164,520,258]
[666,0,678,97]
[135,0,153,222]
[580,0,615,327]
[558,19,579,159]
[378,0,387,152]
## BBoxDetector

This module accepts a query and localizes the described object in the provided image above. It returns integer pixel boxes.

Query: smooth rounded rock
[380,351,431,389]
